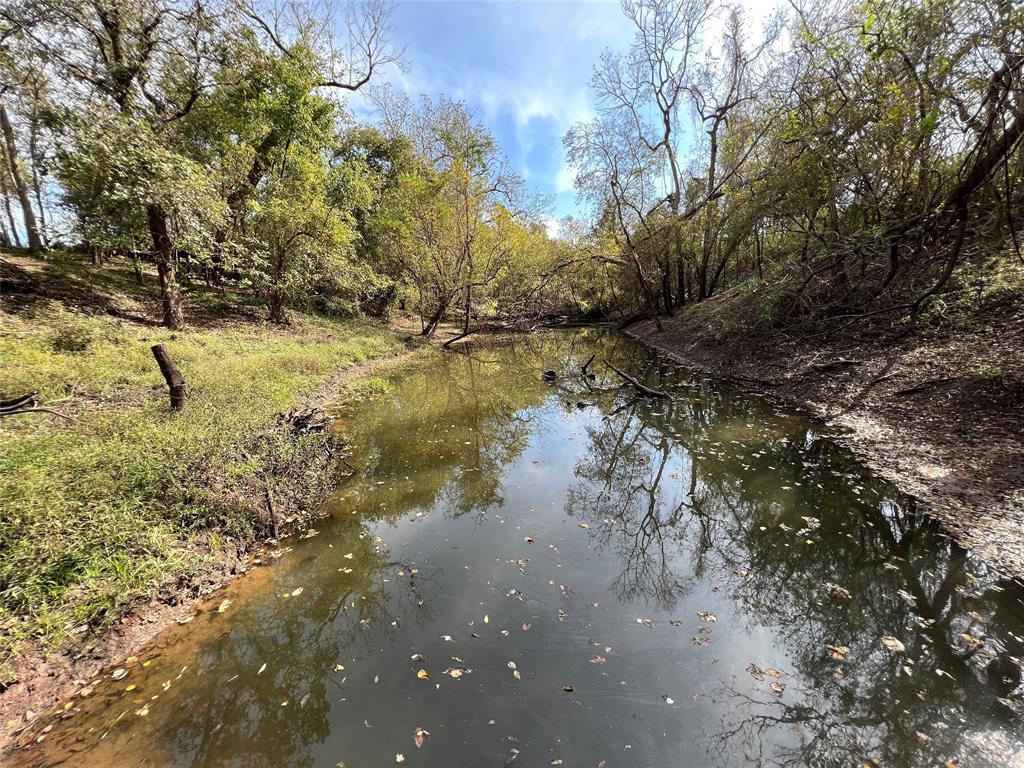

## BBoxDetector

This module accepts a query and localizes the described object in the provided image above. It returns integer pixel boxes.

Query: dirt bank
[629,302,1024,583]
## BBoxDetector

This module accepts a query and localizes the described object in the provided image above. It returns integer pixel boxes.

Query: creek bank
[628,306,1024,582]
[0,341,428,754]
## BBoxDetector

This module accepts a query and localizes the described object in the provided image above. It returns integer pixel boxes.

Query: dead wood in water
[603,361,670,398]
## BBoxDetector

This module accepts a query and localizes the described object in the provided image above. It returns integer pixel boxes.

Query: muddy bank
[628,309,1024,582]
[0,343,427,753]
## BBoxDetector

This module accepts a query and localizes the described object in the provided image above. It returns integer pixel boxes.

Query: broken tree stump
[151,344,187,411]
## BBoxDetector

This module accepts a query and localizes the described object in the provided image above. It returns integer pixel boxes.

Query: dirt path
[629,309,1024,583]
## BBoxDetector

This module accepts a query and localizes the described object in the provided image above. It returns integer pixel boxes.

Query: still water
[13,331,1024,767]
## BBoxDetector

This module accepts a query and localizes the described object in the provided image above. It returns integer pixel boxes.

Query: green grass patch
[0,253,406,662]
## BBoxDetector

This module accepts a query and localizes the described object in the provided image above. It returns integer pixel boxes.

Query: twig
[0,407,75,422]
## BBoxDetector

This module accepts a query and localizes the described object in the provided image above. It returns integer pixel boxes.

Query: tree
[0,100,43,252]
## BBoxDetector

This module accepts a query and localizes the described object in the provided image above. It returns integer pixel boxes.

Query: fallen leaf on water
[896,589,917,607]
[521,623,531,631]
[440,635,453,642]
[524,537,534,544]
[417,669,429,679]
[670,619,682,627]
[483,614,489,624]
[823,582,851,600]
[177,615,195,625]
[111,669,128,680]
[662,695,674,704]
[578,523,590,529]
[637,617,654,628]
[217,599,232,613]
[764,668,783,678]
[413,727,430,749]
[134,705,149,716]
[881,636,906,653]
[697,612,717,623]
[395,753,405,763]
[258,663,267,675]
[589,656,607,665]
[769,681,785,697]
[124,684,136,692]
[826,644,849,661]
[746,663,765,681]
[563,683,575,692]
[291,588,303,597]
[551,760,564,766]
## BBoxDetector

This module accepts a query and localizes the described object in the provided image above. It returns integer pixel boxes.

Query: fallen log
[604,361,670,398]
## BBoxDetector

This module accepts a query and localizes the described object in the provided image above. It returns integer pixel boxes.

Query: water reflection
[12,331,1023,768]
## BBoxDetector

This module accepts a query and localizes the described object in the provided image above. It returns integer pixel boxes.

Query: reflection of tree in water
[341,331,620,522]
[565,368,1024,767]
[566,396,699,609]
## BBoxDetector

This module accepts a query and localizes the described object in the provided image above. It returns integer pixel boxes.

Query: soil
[629,302,1024,583]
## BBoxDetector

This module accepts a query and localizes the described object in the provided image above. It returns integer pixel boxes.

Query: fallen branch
[808,358,861,373]
[894,377,958,397]
[604,361,670,398]
[0,391,75,421]
[442,329,476,348]
[581,354,596,377]
[0,406,76,422]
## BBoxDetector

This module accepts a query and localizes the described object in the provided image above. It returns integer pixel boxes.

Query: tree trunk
[131,251,144,284]
[627,250,663,332]
[422,298,448,338]
[0,103,42,253]
[1,174,21,248]
[267,289,288,324]
[28,114,47,247]
[146,203,185,329]
[151,344,187,411]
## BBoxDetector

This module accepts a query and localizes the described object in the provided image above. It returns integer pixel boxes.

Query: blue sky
[352,1,635,223]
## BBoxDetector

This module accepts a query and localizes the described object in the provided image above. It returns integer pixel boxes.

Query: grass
[0,250,408,664]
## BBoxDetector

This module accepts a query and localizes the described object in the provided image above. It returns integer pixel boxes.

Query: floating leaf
[413,727,430,749]
[589,656,607,665]
[395,754,404,763]
[881,636,906,653]
[217,599,232,613]
[769,681,785,697]
[826,644,849,661]
[697,612,717,623]
[291,588,303,597]
[896,589,917,607]
[662,695,675,704]
[111,669,128,681]
[417,669,429,680]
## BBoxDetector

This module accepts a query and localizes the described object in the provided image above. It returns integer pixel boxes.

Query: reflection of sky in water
[14,331,1024,768]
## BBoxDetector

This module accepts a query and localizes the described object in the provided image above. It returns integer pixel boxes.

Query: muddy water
[12,331,1024,768]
